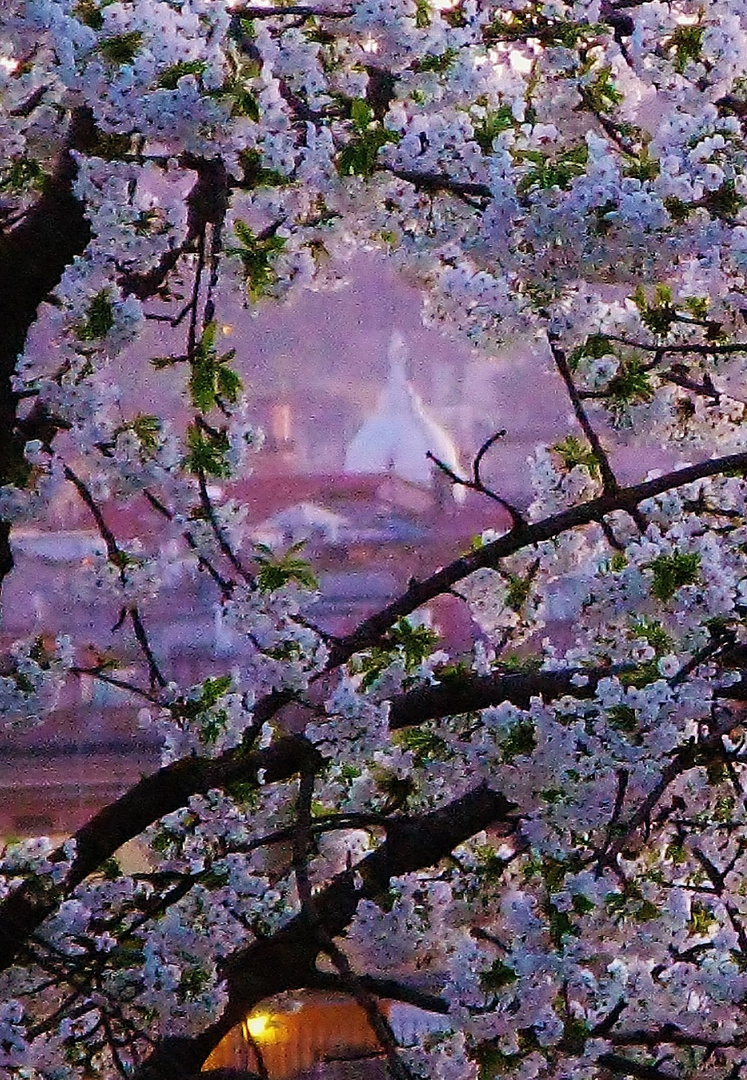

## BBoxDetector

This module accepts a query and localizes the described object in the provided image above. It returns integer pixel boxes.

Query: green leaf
[480,958,518,992]
[502,719,536,763]
[648,551,701,602]
[99,31,144,65]
[393,726,451,765]
[238,148,289,189]
[605,354,654,417]
[608,704,639,737]
[552,435,600,478]
[188,322,242,411]
[582,65,623,113]
[0,156,48,195]
[414,0,431,27]
[561,1017,589,1055]
[571,893,595,915]
[703,179,746,221]
[73,0,115,29]
[516,143,588,194]
[623,146,660,182]
[217,73,261,120]
[504,570,535,612]
[473,105,515,153]
[228,221,286,300]
[216,364,242,403]
[548,902,578,946]
[629,616,672,655]
[668,22,705,74]
[412,48,458,73]
[75,290,115,342]
[635,899,659,922]
[337,103,400,177]
[356,618,440,690]
[184,423,232,478]
[254,542,319,593]
[350,98,373,132]
[632,283,677,336]
[157,59,207,90]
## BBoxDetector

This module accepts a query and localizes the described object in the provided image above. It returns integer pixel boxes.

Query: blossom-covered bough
[5,1,747,1078]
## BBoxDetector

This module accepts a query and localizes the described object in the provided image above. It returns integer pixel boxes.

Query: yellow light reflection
[244,1013,273,1040]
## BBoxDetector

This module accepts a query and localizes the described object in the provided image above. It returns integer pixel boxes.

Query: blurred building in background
[0,331,515,836]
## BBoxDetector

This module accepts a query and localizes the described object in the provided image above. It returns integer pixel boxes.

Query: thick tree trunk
[0,107,94,584]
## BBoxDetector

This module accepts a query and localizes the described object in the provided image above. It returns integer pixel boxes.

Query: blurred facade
[0,333,512,836]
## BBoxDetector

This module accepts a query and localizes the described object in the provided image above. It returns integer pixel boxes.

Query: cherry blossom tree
[4,1,747,1079]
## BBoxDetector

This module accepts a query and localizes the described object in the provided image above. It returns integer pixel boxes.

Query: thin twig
[426,429,527,530]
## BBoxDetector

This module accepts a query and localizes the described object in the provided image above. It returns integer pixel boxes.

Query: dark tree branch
[387,664,635,728]
[4,451,747,972]
[0,735,323,973]
[228,4,354,16]
[134,784,516,1080]
[426,429,527,530]
[327,448,747,667]
[377,165,493,204]
[596,1053,679,1080]
[548,332,620,496]
[0,106,96,585]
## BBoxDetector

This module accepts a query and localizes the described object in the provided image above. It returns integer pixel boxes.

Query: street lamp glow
[244,1013,274,1040]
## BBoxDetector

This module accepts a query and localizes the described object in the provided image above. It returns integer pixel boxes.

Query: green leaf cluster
[479,958,518,993]
[605,882,659,922]
[356,618,440,690]
[228,220,286,300]
[633,283,677,336]
[666,180,746,223]
[170,676,233,745]
[605,354,654,414]
[99,31,144,65]
[179,963,211,1001]
[486,8,605,48]
[581,65,623,113]
[412,48,458,73]
[393,726,451,765]
[184,422,232,478]
[414,0,431,28]
[157,59,207,90]
[254,541,319,593]
[703,179,746,221]
[504,569,535,613]
[114,413,161,456]
[337,99,399,178]
[0,155,47,195]
[189,322,242,412]
[668,22,705,74]
[552,435,600,478]
[623,145,660,182]
[473,105,515,154]
[567,333,614,372]
[238,149,289,189]
[73,0,115,30]
[516,143,589,194]
[217,64,261,120]
[474,1029,539,1080]
[608,704,640,740]
[648,550,701,602]
[75,290,115,342]
[629,616,672,655]
[689,899,717,936]
[501,718,536,763]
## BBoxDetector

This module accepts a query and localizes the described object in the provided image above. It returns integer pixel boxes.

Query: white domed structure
[345,330,462,492]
